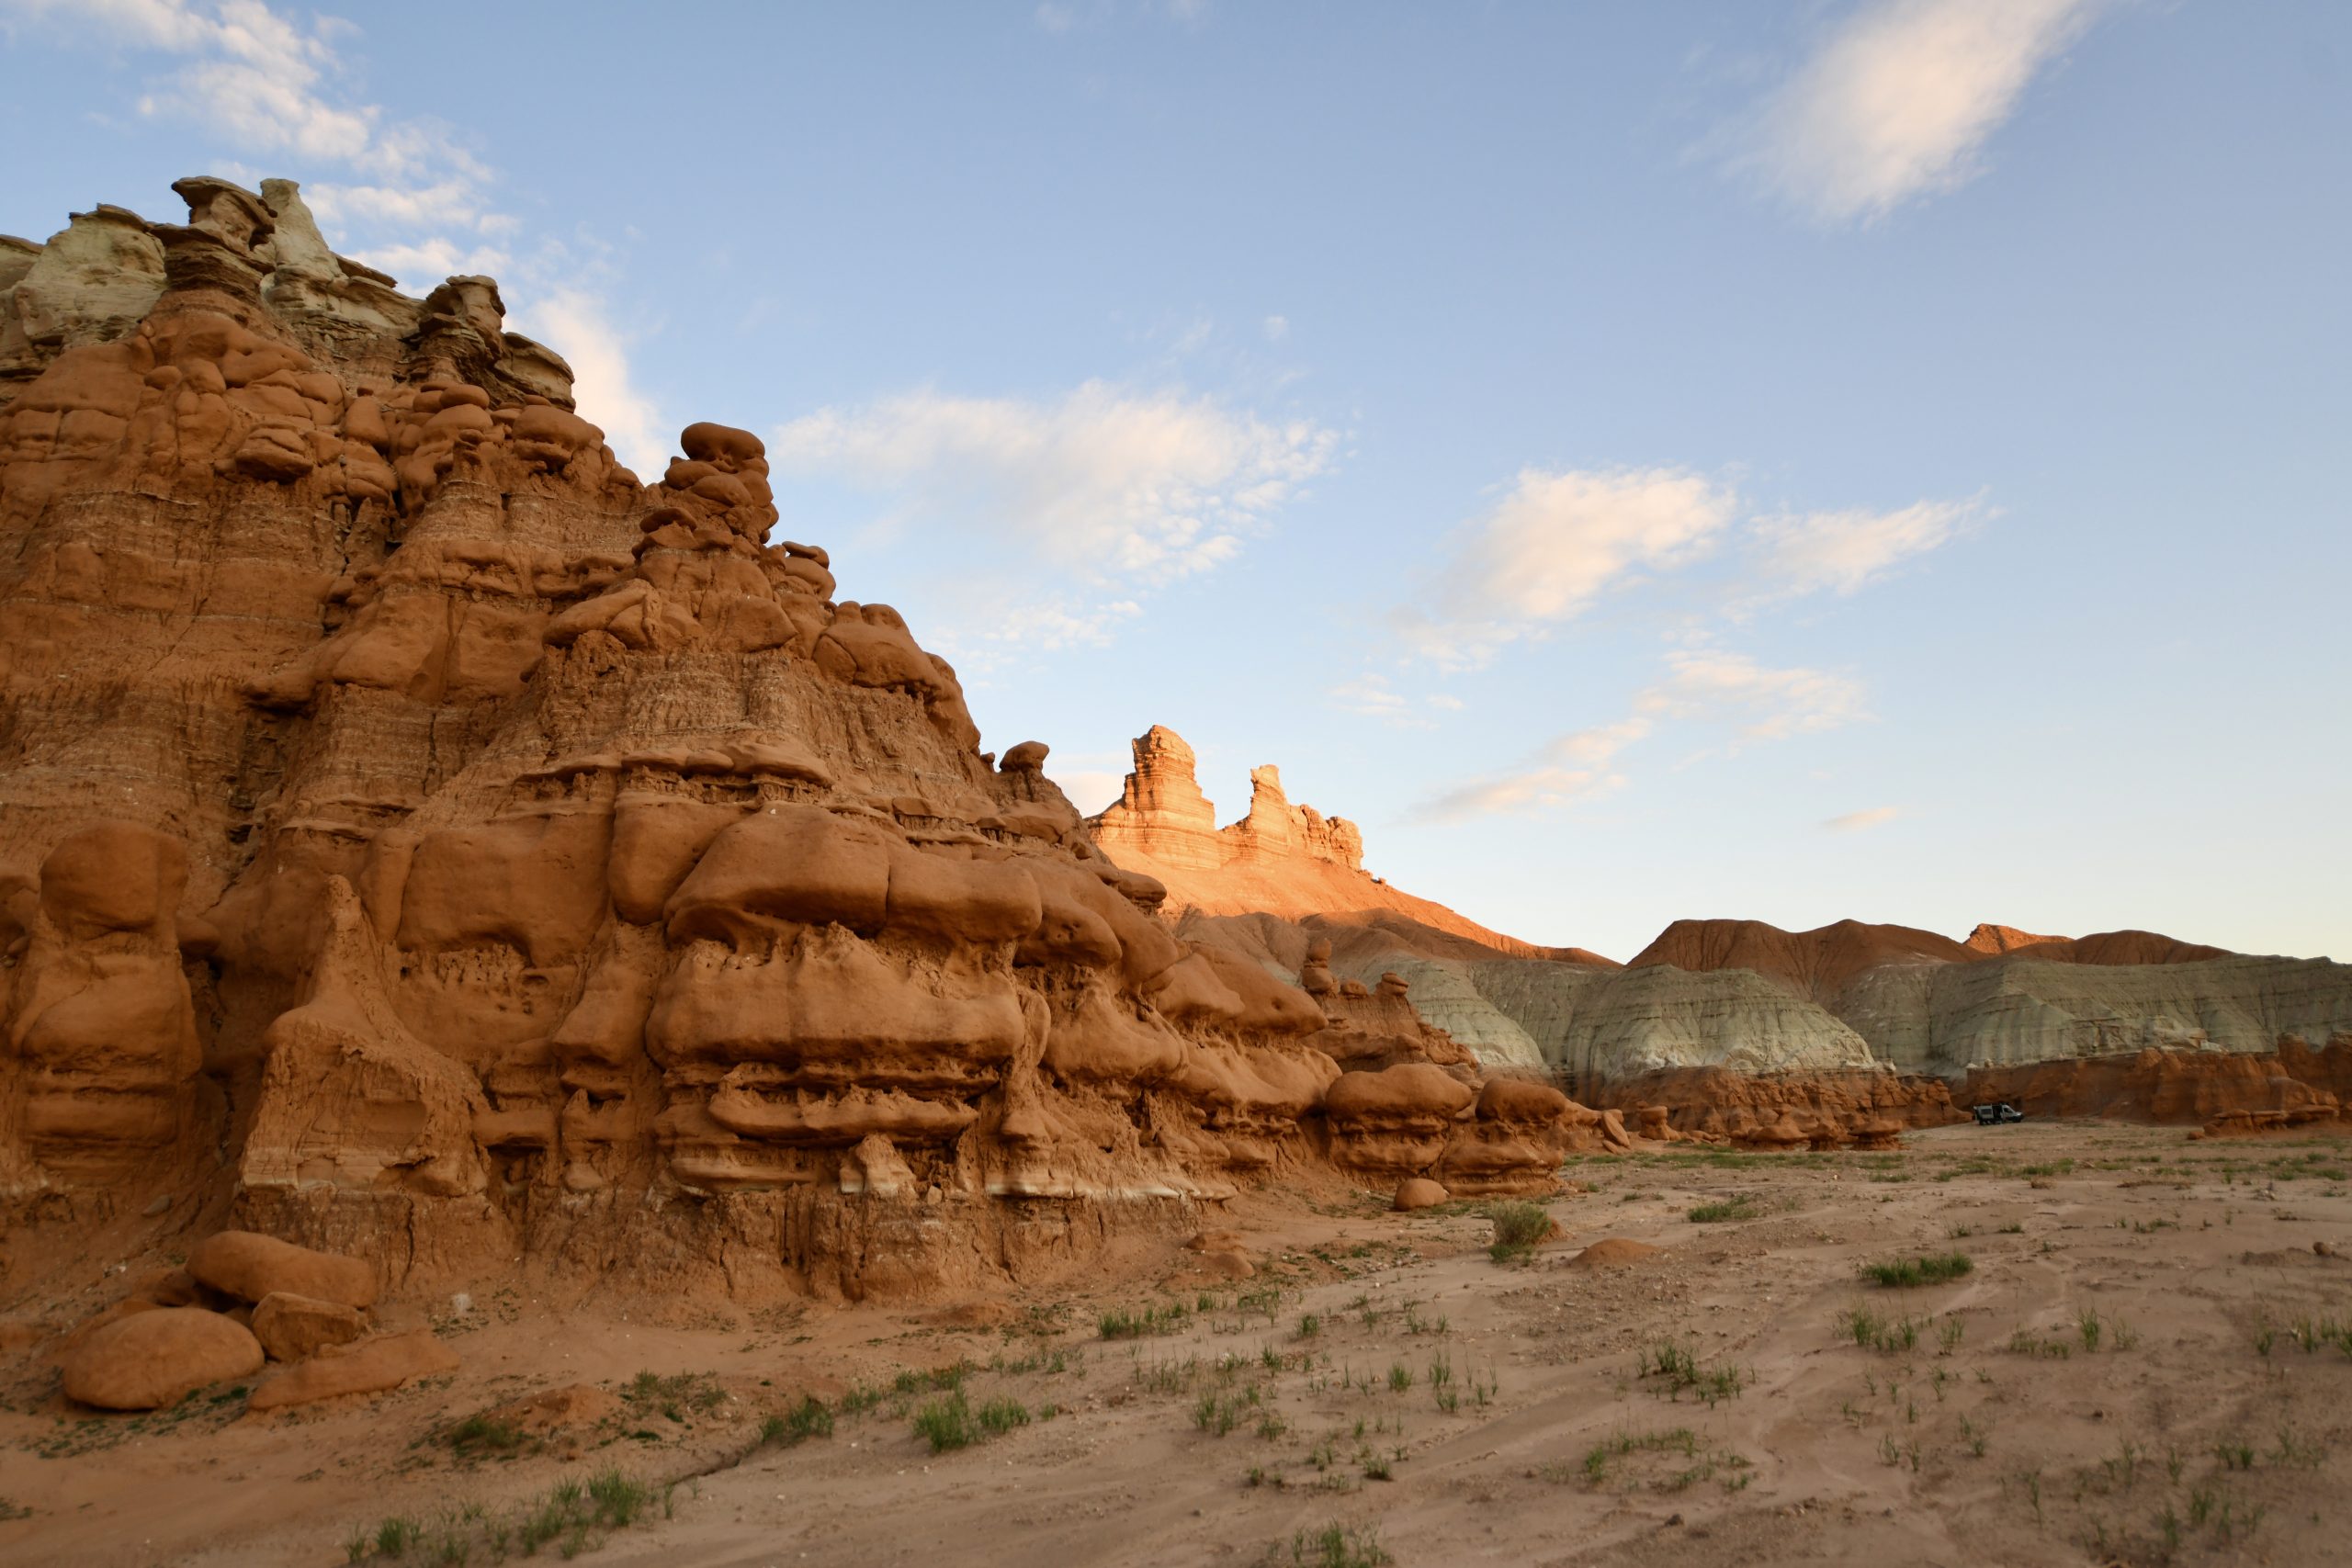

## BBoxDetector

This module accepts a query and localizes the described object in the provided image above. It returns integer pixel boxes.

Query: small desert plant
[374,1517,422,1558]
[1860,1252,1973,1288]
[760,1395,832,1447]
[443,1413,526,1459]
[586,1469,647,1529]
[1274,1522,1391,1567]
[1484,1201,1550,1262]
[976,1397,1030,1437]
[913,1390,977,1452]
[1100,1302,1189,1339]
[1688,1198,1759,1224]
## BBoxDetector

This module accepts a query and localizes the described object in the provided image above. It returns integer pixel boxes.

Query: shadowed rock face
[0,177,1584,1303]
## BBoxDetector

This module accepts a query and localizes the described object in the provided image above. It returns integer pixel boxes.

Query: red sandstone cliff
[0,176,1596,1308]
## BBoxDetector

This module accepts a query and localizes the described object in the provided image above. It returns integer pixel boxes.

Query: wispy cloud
[1329,673,1470,729]
[1399,464,1979,670]
[1415,647,1871,822]
[1731,0,2105,223]
[3,0,671,473]
[1639,648,1869,744]
[772,382,1335,585]
[509,287,669,477]
[5,0,504,253]
[1824,806,1902,831]
[1399,466,1736,670]
[1747,494,1988,601]
[1414,717,1652,823]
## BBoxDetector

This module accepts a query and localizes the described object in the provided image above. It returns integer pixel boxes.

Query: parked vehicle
[1972,1102,2026,1125]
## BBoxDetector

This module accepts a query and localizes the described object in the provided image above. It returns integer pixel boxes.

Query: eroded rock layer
[1963,1034,2352,1136]
[0,178,1589,1306]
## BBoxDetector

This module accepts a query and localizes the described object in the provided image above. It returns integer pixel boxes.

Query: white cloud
[1456,468,1734,622]
[352,238,511,289]
[1414,718,1651,823]
[1262,314,1289,342]
[1415,646,1871,821]
[7,0,489,196]
[305,178,497,233]
[1327,673,1467,729]
[771,382,1336,586]
[981,598,1144,651]
[1747,495,1986,599]
[1735,0,2104,223]
[1824,806,1902,831]
[1640,649,1869,743]
[1405,466,1736,670]
[509,288,669,478]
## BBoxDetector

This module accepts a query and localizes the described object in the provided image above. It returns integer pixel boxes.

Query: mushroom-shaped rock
[1323,1064,1478,1126]
[187,1231,378,1310]
[1744,1111,1812,1151]
[1849,1116,1905,1151]
[1299,936,1337,997]
[1476,1077,1573,1125]
[999,739,1050,773]
[1392,1177,1449,1212]
[61,1308,265,1410]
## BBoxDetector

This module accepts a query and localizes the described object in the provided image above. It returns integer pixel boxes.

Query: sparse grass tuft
[1688,1198,1760,1224]
[1636,1342,1747,1406]
[1860,1252,1973,1288]
[759,1395,832,1447]
[1100,1302,1190,1339]
[1269,1521,1391,1567]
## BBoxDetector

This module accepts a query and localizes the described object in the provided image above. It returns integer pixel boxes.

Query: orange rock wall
[1963,1035,2352,1134]
[0,178,1584,1305]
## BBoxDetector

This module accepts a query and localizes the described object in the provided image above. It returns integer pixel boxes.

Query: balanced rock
[187,1232,377,1311]
[61,1307,265,1410]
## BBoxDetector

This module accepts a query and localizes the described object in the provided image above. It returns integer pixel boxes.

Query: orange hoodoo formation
[1965,1033,2352,1137]
[0,176,1602,1305]
[1088,725,1610,963]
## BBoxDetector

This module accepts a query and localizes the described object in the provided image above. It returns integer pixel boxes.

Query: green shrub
[913,1390,977,1453]
[1484,1201,1550,1262]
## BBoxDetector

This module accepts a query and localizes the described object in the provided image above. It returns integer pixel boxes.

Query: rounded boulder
[1392,1178,1450,1212]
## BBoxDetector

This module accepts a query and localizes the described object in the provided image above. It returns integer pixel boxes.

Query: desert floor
[6,1122,2352,1568]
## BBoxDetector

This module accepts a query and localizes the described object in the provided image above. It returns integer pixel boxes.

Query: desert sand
[8,1121,2350,1567]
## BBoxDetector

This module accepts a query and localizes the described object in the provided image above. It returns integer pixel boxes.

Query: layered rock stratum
[0,177,1598,1310]
[1091,730,2352,1095]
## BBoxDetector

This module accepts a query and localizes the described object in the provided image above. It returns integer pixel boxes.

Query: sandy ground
[6,1122,2352,1567]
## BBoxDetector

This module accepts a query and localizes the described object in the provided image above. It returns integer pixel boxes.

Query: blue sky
[5,1,2346,961]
